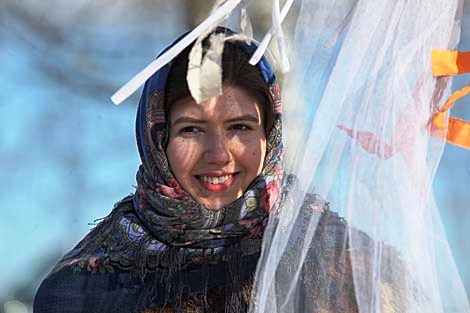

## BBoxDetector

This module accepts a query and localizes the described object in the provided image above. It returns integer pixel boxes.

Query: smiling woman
[33,27,286,313]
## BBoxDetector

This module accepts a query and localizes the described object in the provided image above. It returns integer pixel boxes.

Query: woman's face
[166,85,267,210]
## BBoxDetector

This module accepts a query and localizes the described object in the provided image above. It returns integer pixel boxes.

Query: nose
[203,132,232,165]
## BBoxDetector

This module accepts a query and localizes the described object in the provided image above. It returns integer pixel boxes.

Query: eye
[179,126,202,136]
[229,124,251,131]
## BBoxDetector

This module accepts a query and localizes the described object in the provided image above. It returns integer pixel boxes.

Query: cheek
[236,135,266,175]
[166,139,199,178]
[257,138,267,172]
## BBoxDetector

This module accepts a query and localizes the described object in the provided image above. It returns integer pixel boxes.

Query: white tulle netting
[250,0,470,312]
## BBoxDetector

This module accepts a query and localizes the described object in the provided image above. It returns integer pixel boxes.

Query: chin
[203,201,228,211]
[200,197,237,211]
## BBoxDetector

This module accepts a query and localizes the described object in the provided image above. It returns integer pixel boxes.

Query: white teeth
[199,175,232,184]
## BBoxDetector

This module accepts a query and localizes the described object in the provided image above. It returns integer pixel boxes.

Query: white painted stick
[272,0,290,73]
[248,0,294,68]
[111,0,242,105]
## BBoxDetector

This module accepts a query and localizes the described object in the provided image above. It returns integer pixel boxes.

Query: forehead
[168,86,262,122]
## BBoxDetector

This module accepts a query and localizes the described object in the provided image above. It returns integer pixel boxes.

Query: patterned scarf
[131,27,284,268]
[50,28,284,276]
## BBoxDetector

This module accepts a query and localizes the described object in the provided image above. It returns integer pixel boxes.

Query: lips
[195,172,238,192]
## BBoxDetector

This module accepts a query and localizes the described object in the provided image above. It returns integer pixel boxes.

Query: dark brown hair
[165,39,273,131]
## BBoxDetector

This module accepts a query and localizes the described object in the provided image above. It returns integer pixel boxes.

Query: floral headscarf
[47,27,284,275]
[132,28,284,261]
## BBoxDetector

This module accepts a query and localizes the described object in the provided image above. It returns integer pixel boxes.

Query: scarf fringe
[133,243,254,312]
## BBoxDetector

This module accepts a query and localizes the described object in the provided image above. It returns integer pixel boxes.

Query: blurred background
[0,1,468,312]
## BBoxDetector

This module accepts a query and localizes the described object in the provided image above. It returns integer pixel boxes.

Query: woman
[33,27,402,313]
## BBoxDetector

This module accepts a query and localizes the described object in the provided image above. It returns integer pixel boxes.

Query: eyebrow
[171,117,206,126]
[171,114,260,126]
[225,115,260,124]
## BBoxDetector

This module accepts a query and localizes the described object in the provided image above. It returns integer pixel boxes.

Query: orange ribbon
[432,50,470,76]
[431,50,470,149]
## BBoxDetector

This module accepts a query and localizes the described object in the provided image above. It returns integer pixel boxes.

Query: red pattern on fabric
[260,180,280,213]
[156,178,189,200]
[87,256,101,271]
[337,124,394,160]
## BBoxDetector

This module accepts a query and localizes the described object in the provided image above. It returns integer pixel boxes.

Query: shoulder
[50,196,135,274]
[33,196,143,313]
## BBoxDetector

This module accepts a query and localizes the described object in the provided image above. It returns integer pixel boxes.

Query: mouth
[195,172,239,192]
